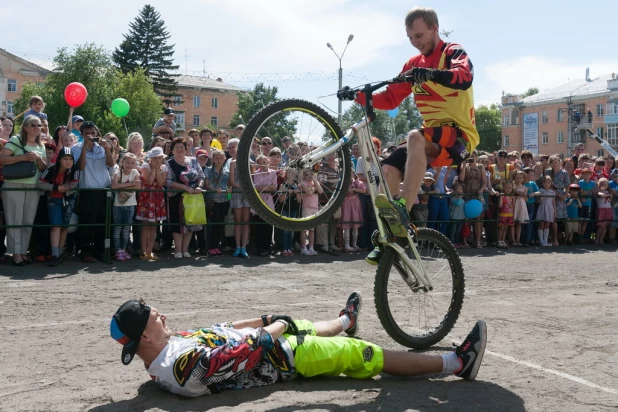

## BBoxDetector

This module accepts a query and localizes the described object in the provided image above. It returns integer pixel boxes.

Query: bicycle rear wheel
[374,228,465,348]
[237,99,351,231]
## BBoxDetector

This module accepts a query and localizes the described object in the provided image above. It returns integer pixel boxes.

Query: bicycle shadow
[88,375,525,412]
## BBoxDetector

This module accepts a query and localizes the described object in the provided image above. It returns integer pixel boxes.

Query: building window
[542,111,548,123]
[503,116,510,126]
[596,127,604,139]
[598,150,604,157]
[504,135,509,146]
[596,104,604,117]
[608,123,618,146]
[607,103,618,115]
[6,101,14,115]
[193,96,201,108]
[173,96,181,106]
[557,109,563,122]
[175,112,185,126]
[210,116,218,126]
[193,115,200,126]
[542,132,548,144]
[211,97,218,108]
[557,131,564,144]
[7,80,17,92]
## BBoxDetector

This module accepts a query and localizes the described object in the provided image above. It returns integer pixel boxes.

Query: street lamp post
[327,34,354,125]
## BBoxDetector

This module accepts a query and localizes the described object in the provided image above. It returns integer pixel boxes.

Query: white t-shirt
[355,158,379,187]
[113,169,140,207]
[147,325,295,397]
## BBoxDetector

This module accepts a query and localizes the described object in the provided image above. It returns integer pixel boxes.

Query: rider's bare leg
[382,165,403,199]
[400,130,440,210]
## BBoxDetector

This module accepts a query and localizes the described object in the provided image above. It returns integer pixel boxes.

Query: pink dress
[513,185,529,223]
[339,179,364,229]
[251,169,277,212]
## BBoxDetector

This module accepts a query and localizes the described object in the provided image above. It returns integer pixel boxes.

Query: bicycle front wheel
[237,99,351,231]
[374,228,465,348]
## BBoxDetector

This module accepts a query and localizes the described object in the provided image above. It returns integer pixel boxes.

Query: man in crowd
[110,292,486,397]
[153,108,177,136]
[71,121,114,262]
[572,143,585,164]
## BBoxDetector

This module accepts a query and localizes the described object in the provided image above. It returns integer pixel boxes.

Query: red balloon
[64,82,88,107]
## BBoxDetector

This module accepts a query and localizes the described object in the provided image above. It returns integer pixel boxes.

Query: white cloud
[476,56,618,105]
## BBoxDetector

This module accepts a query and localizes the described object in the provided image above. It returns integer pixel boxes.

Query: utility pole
[327,34,354,125]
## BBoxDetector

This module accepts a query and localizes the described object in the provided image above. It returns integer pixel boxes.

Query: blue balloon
[387,107,399,118]
[464,199,483,219]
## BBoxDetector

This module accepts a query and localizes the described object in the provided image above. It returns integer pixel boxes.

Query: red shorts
[381,126,472,174]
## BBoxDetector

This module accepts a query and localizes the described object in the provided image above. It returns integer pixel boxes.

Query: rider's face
[406,19,438,56]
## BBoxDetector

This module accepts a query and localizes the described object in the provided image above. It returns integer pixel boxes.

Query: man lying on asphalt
[110,292,487,397]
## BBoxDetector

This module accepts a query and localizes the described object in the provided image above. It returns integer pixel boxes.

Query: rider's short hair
[405,7,439,28]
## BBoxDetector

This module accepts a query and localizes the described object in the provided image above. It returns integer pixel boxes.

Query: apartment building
[171,75,243,135]
[0,49,50,117]
[501,72,618,158]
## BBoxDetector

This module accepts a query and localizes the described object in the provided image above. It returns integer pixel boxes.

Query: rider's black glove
[402,67,436,84]
[337,86,356,101]
[270,315,300,335]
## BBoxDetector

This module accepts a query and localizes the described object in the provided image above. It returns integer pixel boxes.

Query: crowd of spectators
[0,96,617,267]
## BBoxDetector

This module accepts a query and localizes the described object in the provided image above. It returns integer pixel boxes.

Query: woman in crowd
[204,149,231,256]
[126,132,146,165]
[546,155,570,246]
[251,154,277,257]
[228,138,251,258]
[0,115,48,265]
[0,118,11,261]
[459,150,486,248]
[165,138,204,259]
[198,129,215,160]
[563,157,577,185]
[602,155,615,179]
[104,132,124,155]
[149,136,166,151]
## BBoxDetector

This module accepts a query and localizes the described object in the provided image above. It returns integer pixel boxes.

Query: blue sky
[3,0,617,118]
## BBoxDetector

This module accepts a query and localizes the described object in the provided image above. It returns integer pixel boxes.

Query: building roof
[0,49,51,75]
[176,75,244,92]
[522,73,615,105]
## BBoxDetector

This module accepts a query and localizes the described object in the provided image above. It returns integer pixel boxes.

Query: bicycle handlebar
[336,76,409,121]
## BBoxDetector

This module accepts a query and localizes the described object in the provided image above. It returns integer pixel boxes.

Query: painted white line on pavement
[486,350,618,395]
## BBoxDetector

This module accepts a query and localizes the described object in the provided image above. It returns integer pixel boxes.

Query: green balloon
[111,98,130,117]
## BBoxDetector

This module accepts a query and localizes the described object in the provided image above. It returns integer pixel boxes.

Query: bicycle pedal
[378,209,407,237]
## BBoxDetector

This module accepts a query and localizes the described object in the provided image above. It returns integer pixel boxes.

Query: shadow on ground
[89,376,525,412]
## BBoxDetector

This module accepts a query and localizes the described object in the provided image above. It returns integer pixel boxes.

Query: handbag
[3,138,37,180]
[182,193,207,225]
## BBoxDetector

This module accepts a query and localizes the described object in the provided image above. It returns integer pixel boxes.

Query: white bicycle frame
[299,117,434,291]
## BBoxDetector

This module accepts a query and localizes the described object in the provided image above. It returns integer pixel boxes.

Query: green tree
[521,87,539,98]
[14,44,161,144]
[230,83,297,144]
[113,4,180,106]
[475,103,501,151]
[342,96,422,146]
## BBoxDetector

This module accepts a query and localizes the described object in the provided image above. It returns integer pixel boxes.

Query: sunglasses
[262,141,272,146]
[30,124,42,128]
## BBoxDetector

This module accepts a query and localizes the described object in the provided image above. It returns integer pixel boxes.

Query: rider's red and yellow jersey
[356,40,479,150]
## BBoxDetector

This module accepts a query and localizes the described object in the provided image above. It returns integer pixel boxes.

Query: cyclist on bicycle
[343,6,480,264]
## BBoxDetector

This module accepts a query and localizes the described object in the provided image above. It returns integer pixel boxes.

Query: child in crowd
[299,170,323,256]
[447,181,466,248]
[111,153,142,261]
[36,148,80,266]
[205,150,231,256]
[23,96,48,120]
[339,169,366,253]
[578,168,596,238]
[412,172,436,228]
[564,184,582,245]
[595,177,612,244]
[496,180,515,249]
[512,171,529,247]
[278,173,302,256]
[536,176,556,247]
[252,154,277,257]
[136,147,168,261]
[61,133,77,148]
[522,167,539,246]
[609,169,618,242]
[44,143,57,164]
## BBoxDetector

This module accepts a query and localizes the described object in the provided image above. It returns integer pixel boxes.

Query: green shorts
[283,320,384,379]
